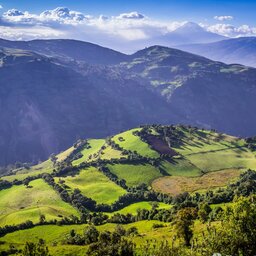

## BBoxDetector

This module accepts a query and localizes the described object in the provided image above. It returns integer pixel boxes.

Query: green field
[57,146,75,162]
[160,159,202,177]
[0,179,78,227]
[99,144,126,160]
[1,160,54,182]
[56,167,126,204]
[112,129,159,158]
[108,201,171,216]
[72,139,105,166]
[173,129,244,156]
[1,125,256,256]
[0,220,171,255]
[186,147,256,172]
[107,163,162,187]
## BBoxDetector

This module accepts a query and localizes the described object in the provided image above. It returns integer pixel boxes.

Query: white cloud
[4,9,24,17]
[0,5,3,9]
[0,25,63,40]
[40,7,88,23]
[207,23,256,37]
[214,15,234,21]
[117,11,145,20]
[1,7,180,40]
[0,7,255,52]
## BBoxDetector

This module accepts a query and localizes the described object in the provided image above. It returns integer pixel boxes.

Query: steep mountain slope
[0,48,172,165]
[122,46,256,136]
[1,39,256,165]
[0,38,128,65]
[177,37,256,67]
[155,22,226,46]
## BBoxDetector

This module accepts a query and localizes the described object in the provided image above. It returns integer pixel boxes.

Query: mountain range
[177,37,256,67]
[158,22,226,46]
[120,22,227,53]
[1,38,256,165]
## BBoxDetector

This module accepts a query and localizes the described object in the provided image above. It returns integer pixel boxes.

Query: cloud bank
[0,7,255,52]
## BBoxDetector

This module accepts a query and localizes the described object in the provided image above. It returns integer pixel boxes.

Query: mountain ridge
[177,36,256,67]
[155,22,227,46]
[0,39,256,165]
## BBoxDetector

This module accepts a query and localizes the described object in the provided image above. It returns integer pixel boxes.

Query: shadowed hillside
[1,40,256,165]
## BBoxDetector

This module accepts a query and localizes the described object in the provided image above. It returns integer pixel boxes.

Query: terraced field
[0,179,78,227]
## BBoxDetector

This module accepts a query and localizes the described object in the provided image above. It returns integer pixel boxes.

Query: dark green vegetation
[1,39,256,165]
[1,125,256,255]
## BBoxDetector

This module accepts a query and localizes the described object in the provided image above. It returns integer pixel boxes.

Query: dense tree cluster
[245,136,256,151]
[62,224,137,256]
[21,239,49,256]
[0,220,34,237]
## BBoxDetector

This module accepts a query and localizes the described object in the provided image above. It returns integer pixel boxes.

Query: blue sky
[0,0,255,52]
[0,0,255,25]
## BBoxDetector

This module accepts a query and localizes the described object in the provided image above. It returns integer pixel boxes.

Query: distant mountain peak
[175,22,205,33]
[157,21,227,45]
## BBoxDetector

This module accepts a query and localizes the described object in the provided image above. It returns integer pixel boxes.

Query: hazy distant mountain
[0,23,227,56]
[177,37,256,67]
[122,45,256,137]
[0,39,127,65]
[156,22,227,46]
[0,47,171,165]
[1,39,256,165]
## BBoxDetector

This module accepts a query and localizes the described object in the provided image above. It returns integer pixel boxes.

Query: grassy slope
[173,129,244,156]
[160,159,201,177]
[108,202,171,216]
[0,220,172,255]
[57,146,75,162]
[72,139,105,166]
[1,127,255,255]
[169,128,256,172]
[0,219,210,255]
[99,145,126,160]
[56,167,126,204]
[112,128,159,158]
[1,160,54,182]
[107,163,162,187]
[0,179,78,227]
[186,147,256,172]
